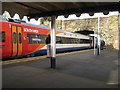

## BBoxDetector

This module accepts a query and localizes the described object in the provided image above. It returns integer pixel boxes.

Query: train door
[11,25,23,57]
[90,37,92,48]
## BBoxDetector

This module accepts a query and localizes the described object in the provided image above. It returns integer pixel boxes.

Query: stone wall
[56,15,119,50]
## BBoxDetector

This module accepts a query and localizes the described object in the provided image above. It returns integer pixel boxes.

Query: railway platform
[2,49,119,88]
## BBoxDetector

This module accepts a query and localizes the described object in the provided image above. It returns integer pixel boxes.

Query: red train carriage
[0,18,50,59]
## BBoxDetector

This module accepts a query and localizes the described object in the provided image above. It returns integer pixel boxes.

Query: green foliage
[40,18,44,25]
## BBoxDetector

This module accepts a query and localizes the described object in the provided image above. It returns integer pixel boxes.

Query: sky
[56,11,119,20]
[31,11,119,25]
[2,11,119,25]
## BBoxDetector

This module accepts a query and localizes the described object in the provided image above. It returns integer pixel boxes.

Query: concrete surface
[2,49,119,88]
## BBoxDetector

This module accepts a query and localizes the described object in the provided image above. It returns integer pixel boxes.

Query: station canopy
[1,1,120,19]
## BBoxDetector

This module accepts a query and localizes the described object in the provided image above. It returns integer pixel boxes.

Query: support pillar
[50,16,56,69]
[94,31,96,55]
[97,17,101,55]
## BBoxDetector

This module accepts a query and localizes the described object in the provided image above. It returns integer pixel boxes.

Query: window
[71,38,75,44]
[57,37,80,44]
[18,33,22,43]
[55,36,91,44]
[0,33,1,42]
[0,32,5,42]
[74,38,78,44]
[61,37,66,44]
[27,34,47,44]
[80,39,90,44]
[78,39,81,43]
[56,36,62,44]
[13,32,17,44]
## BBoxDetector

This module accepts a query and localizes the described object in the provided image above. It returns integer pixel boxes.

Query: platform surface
[2,49,119,88]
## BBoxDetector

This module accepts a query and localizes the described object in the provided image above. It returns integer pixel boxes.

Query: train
[0,18,94,59]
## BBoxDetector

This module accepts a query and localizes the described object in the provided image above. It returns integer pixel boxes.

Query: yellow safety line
[56,49,92,56]
[1,49,93,65]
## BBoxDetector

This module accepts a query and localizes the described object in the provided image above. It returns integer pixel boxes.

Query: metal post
[97,17,100,55]
[94,31,96,55]
[118,10,120,50]
[50,16,56,69]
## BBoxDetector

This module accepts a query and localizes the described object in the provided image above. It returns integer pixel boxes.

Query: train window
[69,38,72,43]
[61,37,66,44]
[0,33,1,42]
[39,35,47,44]
[56,37,91,44]
[56,36,62,44]
[18,33,22,43]
[66,37,69,44]
[67,38,71,43]
[80,39,90,44]
[78,39,80,43]
[13,32,17,44]
[85,39,90,43]
[77,39,80,43]
[2,32,5,42]
[27,34,47,44]
[0,32,5,42]
[74,39,77,44]
[71,38,74,44]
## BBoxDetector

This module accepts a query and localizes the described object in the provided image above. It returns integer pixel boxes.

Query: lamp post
[97,17,101,55]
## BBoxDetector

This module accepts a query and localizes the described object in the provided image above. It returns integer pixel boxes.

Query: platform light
[56,16,58,19]
[35,17,39,21]
[27,16,31,21]
[43,16,46,20]
[89,12,94,16]
[75,13,81,17]
[103,11,109,15]
[64,14,69,18]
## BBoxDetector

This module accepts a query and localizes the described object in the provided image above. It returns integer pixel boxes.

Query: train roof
[0,17,89,37]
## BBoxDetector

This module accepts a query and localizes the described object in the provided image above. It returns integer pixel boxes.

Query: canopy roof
[2,2,119,19]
